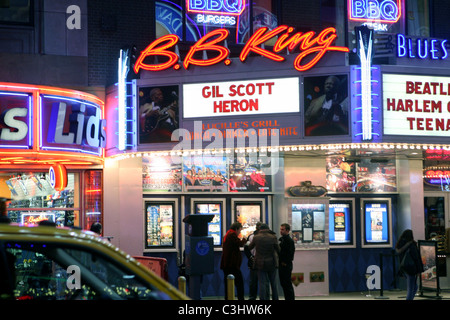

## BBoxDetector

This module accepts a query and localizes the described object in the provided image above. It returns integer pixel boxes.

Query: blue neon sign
[396,34,448,60]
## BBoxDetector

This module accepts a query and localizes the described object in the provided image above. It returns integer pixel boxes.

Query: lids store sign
[383,74,450,136]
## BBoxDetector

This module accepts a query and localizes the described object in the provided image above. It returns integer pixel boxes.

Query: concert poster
[138,85,179,144]
[228,155,272,192]
[303,74,349,137]
[183,155,228,192]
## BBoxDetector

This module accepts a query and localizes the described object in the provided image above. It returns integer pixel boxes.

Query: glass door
[424,193,449,279]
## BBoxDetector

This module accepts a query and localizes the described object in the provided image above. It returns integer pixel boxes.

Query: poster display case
[287,197,329,249]
[361,198,392,248]
[419,240,441,296]
[191,198,226,247]
[329,199,356,248]
[144,198,178,252]
[231,198,265,239]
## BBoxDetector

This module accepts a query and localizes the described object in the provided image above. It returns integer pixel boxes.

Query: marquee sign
[183,78,299,118]
[134,25,349,73]
[383,74,450,136]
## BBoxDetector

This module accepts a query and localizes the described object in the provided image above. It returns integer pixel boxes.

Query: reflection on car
[0,224,188,300]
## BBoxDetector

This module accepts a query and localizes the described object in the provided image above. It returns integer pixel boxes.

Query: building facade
[1,0,450,297]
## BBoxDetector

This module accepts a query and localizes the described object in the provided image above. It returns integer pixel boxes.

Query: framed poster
[229,154,272,192]
[144,198,178,252]
[183,155,228,192]
[138,85,179,144]
[192,198,226,247]
[142,155,182,192]
[329,199,356,247]
[361,198,392,248]
[232,199,265,239]
[304,74,349,137]
[291,203,326,244]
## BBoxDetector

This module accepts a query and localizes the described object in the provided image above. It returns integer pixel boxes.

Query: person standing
[244,222,262,300]
[396,229,424,300]
[279,223,295,300]
[248,223,280,300]
[220,222,246,300]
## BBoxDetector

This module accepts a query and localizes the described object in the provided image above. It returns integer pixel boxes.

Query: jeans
[406,273,418,300]
[258,269,278,300]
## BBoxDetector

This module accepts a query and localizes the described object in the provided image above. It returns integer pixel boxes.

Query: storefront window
[0,0,33,26]
[84,170,103,232]
[321,0,346,47]
[3,171,79,227]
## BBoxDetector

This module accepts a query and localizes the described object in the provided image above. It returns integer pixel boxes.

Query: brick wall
[87,1,155,86]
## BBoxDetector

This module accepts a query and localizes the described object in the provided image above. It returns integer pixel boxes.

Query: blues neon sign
[349,0,401,23]
[187,0,246,16]
[396,34,448,60]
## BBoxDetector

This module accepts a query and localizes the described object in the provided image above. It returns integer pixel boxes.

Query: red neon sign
[134,26,349,73]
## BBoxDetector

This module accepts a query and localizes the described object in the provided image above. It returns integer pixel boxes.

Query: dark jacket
[220,229,246,270]
[279,234,295,266]
[248,229,280,271]
[396,239,423,275]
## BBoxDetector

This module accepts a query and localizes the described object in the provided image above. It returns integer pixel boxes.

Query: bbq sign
[348,0,401,23]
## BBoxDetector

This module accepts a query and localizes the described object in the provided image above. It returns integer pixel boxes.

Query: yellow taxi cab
[0,223,189,300]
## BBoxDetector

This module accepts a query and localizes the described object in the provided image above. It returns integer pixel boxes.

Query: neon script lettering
[134,26,349,73]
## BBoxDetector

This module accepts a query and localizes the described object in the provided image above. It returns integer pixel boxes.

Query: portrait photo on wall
[138,85,179,144]
[304,74,349,136]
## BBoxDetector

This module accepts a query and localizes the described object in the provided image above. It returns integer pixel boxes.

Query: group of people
[220,221,295,300]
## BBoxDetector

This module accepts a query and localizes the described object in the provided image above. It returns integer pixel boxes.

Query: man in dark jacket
[248,223,280,300]
[279,223,295,300]
[220,222,246,300]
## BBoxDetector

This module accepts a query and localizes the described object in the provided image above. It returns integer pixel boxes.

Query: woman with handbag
[396,229,424,300]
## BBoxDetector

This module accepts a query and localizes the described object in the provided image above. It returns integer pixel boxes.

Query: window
[0,0,33,26]
[406,0,430,37]
[1,241,166,300]
[155,0,280,44]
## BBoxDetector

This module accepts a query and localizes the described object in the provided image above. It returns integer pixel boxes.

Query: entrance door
[424,193,449,283]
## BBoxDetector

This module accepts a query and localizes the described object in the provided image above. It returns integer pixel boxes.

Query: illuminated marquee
[349,0,401,23]
[134,26,349,73]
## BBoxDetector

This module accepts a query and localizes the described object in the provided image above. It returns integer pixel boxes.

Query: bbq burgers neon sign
[134,25,349,73]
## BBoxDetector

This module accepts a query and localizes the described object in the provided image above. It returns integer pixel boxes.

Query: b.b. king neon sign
[134,26,349,73]
[349,0,401,23]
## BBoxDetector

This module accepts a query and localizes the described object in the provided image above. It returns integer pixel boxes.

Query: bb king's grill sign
[133,25,349,73]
